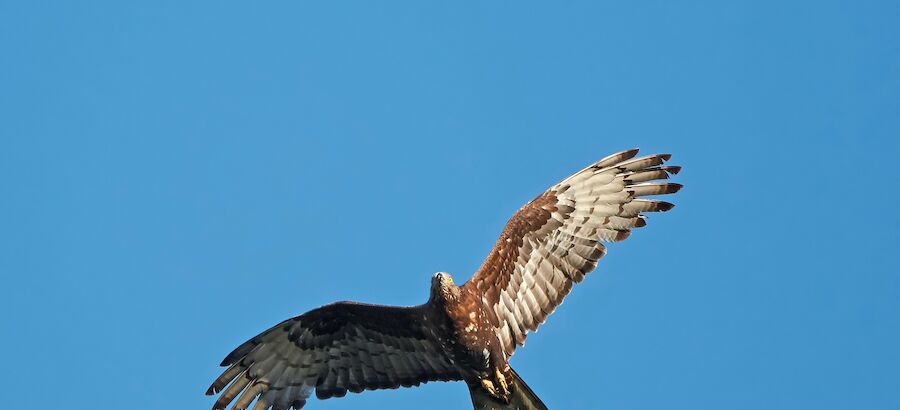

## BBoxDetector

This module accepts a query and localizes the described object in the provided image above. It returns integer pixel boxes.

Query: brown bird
[207,148,682,410]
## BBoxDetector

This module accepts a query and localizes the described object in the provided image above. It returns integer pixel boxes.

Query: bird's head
[430,272,460,303]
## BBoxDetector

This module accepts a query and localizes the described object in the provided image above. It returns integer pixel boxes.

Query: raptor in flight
[207,148,682,409]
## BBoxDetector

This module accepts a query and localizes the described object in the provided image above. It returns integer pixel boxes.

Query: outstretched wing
[207,302,462,410]
[462,148,681,357]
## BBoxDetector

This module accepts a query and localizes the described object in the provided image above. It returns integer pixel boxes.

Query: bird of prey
[207,148,682,410]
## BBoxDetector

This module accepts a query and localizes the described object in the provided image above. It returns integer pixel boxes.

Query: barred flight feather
[463,149,681,356]
[207,302,461,409]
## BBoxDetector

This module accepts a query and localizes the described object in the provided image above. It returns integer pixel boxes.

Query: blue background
[2,1,898,409]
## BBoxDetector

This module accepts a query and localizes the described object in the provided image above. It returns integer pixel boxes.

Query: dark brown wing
[462,149,682,358]
[207,302,462,410]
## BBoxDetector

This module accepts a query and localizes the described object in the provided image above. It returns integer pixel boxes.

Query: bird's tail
[468,367,549,410]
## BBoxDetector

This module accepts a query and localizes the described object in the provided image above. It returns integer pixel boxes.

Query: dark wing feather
[462,149,681,357]
[207,302,462,410]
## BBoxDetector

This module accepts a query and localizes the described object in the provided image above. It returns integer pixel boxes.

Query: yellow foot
[495,369,509,395]
[480,379,497,396]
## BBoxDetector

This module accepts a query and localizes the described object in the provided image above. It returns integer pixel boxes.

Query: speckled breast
[441,286,503,380]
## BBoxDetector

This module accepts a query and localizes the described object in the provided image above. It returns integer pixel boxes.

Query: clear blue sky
[1,1,898,409]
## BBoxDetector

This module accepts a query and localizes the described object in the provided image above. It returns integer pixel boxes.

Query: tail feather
[469,368,548,410]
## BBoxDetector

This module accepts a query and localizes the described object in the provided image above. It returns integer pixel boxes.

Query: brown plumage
[207,148,682,410]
